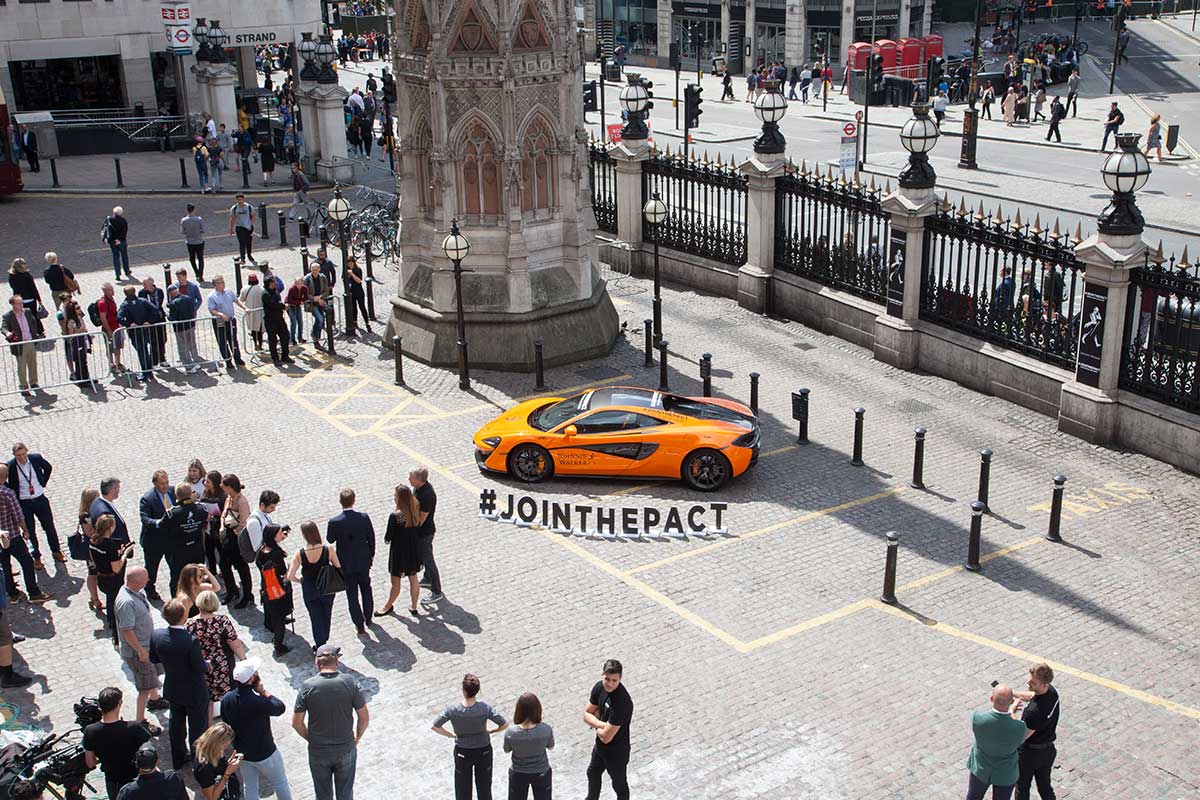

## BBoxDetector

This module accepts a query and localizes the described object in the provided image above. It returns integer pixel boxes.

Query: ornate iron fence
[920,201,1085,371]
[588,141,618,235]
[1119,251,1200,413]
[641,150,747,266]
[774,164,890,304]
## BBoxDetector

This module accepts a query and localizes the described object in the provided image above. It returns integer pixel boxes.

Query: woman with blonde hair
[186,589,245,724]
[376,483,422,617]
[175,562,219,618]
[193,722,243,800]
[77,488,104,611]
[1145,113,1164,162]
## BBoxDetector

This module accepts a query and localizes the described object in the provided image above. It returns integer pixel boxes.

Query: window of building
[458,121,502,217]
[10,56,124,111]
[520,117,557,213]
[410,117,438,212]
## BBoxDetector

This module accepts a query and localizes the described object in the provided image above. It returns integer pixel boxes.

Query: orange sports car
[472,386,760,491]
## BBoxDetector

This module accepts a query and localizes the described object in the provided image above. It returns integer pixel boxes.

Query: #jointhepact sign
[478,489,729,540]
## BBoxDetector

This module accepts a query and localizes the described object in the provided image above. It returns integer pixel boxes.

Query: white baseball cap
[232,658,260,684]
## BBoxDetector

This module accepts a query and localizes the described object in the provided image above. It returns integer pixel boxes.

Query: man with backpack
[288,164,312,222]
[92,283,125,373]
[102,207,132,281]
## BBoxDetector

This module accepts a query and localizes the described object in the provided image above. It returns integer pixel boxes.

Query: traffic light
[684,84,703,129]
[869,53,885,89]
[926,56,945,94]
[1114,2,1127,29]
[381,72,397,105]
[639,77,654,112]
[583,80,598,113]
[669,42,680,70]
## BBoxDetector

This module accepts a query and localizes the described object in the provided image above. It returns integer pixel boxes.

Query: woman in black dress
[376,484,422,617]
[89,514,131,646]
[258,139,276,186]
[255,523,293,657]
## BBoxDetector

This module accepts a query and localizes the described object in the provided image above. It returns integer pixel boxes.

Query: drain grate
[890,398,937,415]
[575,364,624,380]
[793,342,816,352]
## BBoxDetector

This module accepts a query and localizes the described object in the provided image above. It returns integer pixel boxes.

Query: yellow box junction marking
[1026,481,1152,520]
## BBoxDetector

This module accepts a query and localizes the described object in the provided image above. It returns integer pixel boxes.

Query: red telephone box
[874,39,898,75]
[921,33,944,60]
[897,37,923,78]
[847,42,873,72]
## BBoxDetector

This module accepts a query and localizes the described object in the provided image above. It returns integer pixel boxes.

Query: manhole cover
[575,365,624,380]
[793,342,816,351]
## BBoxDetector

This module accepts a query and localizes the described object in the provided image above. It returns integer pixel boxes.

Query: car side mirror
[563,425,578,438]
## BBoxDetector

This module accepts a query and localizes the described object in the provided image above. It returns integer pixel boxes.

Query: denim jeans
[311,305,326,342]
[288,306,304,342]
[242,747,294,800]
[1,534,42,596]
[308,745,357,800]
[301,576,335,648]
[19,494,61,559]
[110,241,130,278]
[196,161,209,188]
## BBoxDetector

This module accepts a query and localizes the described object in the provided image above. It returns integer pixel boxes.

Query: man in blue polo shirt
[220,659,294,800]
[205,275,246,370]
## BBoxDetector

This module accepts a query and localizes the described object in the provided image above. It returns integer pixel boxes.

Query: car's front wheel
[681,448,732,492]
[507,443,555,483]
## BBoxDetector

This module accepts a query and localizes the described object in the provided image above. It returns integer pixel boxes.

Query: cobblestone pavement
[2,250,1198,799]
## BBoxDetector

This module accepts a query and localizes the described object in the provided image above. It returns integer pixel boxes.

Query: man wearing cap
[114,743,187,800]
[221,659,294,800]
[293,644,370,800]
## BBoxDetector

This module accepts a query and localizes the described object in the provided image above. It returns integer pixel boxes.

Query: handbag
[316,551,346,595]
[67,523,91,561]
[263,566,286,601]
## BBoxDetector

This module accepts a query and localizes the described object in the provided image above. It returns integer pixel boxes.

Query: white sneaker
[420,592,443,605]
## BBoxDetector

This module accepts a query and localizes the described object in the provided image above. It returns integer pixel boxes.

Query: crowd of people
[0,440,644,799]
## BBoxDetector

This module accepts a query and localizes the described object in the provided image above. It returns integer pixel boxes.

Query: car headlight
[481,437,501,449]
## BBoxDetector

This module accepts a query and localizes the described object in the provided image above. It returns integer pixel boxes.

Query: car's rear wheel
[507,443,555,483]
[681,448,732,492]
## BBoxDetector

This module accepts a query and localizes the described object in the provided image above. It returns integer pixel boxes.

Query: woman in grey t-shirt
[503,692,554,800]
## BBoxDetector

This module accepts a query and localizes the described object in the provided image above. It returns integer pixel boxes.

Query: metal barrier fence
[1119,253,1200,413]
[589,140,618,235]
[0,331,107,396]
[641,151,747,267]
[52,114,189,142]
[774,165,891,305]
[919,202,1085,371]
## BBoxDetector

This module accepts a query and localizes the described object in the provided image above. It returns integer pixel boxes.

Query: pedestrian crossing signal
[684,84,703,129]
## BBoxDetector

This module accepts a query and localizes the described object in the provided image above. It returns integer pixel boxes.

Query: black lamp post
[1097,132,1151,236]
[618,74,649,141]
[193,18,210,63]
[328,188,352,334]
[206,20,227,64]
[899,102,940,189]
[298,32,319,81]
[642,192,668,343]
[441,219,472,391]
[315,34,338,84]
[752,79,788,154]
[959,0,984,169]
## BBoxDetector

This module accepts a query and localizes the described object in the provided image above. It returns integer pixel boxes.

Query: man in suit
[19,125,38,173]
[138,471,175,602]
[90,477,130,544]
[965,683,1031,800]
[6,443,64,568]
[326,488,375,635]
[149,599,208,769]
[3,295,40,397]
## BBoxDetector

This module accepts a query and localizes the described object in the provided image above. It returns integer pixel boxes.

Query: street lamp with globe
[206,20,227,64]
[642,192,668,342]
[441,219,473,390]
[298,32,319,82]
[193,18,209,63]
[619,76,649,141]
[327,189,353,333]
[315,35,338,84]
[752,79,788,155]
[898,102,940,190]
[1098,132,1151,235]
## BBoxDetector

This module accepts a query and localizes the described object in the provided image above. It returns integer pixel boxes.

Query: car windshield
[529,396,586,431]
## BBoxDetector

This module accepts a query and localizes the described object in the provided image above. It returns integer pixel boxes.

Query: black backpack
[87,300,102,327]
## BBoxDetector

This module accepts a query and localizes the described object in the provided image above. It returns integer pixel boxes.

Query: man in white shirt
[6,443,64,567]
[245,490,281,556]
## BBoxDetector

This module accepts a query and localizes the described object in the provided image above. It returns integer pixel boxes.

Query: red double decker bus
[0,87,24,196]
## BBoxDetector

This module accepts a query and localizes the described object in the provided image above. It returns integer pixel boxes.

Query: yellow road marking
[739,599,874,652]
[513,374,633,402]
[870,600,1200,721]
[623,487,906,576]
[895,535,1047,593]
[1126,90,1200,161]
[321,377,376,413]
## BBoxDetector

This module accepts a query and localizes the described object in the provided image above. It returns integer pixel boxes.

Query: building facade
[0,0,321,114]
[585,0,930,73]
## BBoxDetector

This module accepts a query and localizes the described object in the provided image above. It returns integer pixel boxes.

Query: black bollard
[749,372,760,414]
[300,246,310,274]
[241,160,250,189]
[851,407,866,466]
[657,339,670,391]
[791,388,810,444]
[325,307,337,355]
[1046,474,1067,542]
[910,427,927,489]
[161,264,172,292]
[50,158,60,188]
[114,158,124,188]
[364,242,376,320]
[233,257,244,294]
[643,319,653,367]
[299,218,310,240]
[179,157,188,188]
[966,501,984,572]
[977,448,993,512]
[534,339,546,391]
[259,202,269,239]
[278,211,288,247]
[343,291,356,338]
[700,353,712,397]
[319,225,329,247]
[393,335,405,386]
[880,531,900,605]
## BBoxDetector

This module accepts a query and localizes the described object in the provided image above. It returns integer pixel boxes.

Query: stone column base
[385,280,620,372]
[316,158,354,185]
[872,315,919,369]
[737,265,770,315]
[1058,382,1118,444]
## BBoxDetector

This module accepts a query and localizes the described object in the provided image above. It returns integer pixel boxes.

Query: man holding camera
[221,659,295,800]
[1013,663,1060,800]
[83,687,151,800]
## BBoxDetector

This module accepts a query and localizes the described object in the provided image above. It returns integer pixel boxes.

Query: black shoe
[220,592,238,606]
[234,595,253,609]
[147,697,170,711]
[282,358,295,365]
[1,671,33,689]
[235,360,247,367]
[273,644,291,657]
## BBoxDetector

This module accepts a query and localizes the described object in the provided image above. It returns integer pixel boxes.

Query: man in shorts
[114,566,168,734]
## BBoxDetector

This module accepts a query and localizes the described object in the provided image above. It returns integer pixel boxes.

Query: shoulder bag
[67,522,92,561]
[315,548,346,595]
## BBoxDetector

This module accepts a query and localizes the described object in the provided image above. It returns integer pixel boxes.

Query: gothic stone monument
[387,0,619,370]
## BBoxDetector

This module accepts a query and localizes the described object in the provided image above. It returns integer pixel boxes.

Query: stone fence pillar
[606,138,652,272]
[737,153,786,314]
[874,184,937,369]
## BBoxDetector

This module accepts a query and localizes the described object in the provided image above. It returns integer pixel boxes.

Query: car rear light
[481,437,501,449]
